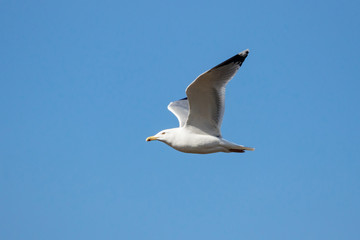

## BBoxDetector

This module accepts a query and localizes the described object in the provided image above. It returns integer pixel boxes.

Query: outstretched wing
[167,97,189,127]
[184,49,249,137]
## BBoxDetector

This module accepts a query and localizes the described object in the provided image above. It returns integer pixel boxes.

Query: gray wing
[184,49,249,137]
[167,97,189,127]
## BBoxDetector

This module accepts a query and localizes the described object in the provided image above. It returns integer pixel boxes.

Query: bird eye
[161,132,166,135]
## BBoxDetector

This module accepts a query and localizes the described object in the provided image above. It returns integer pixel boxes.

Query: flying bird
[146,49,254,154]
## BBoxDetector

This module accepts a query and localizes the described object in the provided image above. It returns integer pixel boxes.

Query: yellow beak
[146,136,158,141]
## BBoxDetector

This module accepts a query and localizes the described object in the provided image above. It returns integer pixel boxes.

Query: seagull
[146,49,255,154]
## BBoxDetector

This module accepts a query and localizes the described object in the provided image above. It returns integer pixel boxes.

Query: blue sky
[1,0,359,239]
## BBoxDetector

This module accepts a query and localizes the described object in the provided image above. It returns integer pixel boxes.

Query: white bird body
[161,127,222,154]
[151,127,254,154]
[146,50,255,154]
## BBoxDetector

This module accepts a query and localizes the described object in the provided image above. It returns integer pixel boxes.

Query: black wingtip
[240,49,250,56]
[213,49,250,69]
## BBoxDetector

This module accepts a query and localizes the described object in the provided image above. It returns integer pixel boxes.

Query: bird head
[146,129,175,143]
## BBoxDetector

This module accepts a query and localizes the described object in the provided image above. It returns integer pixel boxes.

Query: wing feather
[167,97,189,127]
[184,49,249,136]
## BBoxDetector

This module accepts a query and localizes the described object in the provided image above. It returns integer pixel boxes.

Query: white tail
[228,146,255,153]
[240,146,255,151]
[220,139,255,153]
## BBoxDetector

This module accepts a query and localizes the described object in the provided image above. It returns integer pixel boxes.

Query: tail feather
[220,139,255,153]
[229,146,255,153]
[241,146,255,151]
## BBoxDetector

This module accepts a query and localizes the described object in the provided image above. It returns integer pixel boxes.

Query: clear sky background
[1,0,359,239]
